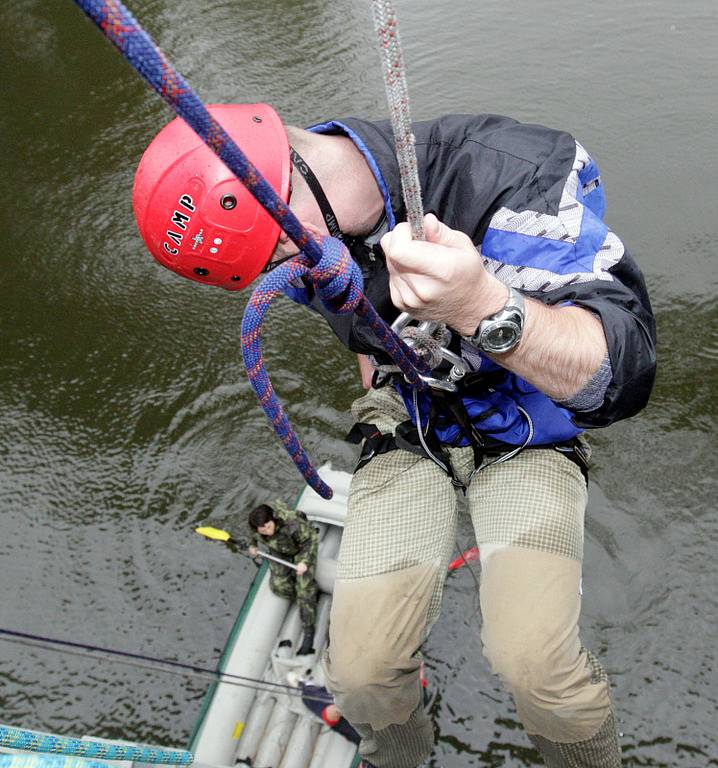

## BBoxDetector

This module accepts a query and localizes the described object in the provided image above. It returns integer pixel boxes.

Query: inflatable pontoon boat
[189,465,358,768]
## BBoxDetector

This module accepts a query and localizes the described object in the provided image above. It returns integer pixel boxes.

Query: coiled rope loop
[243,237,432,499]
[72,0,432,499]
[242,239,364,500]
[296,236,365,316]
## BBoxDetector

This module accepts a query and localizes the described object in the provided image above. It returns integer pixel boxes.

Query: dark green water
[1,1,716,765]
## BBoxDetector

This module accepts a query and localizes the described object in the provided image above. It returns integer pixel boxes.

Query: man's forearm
[380,215,610,402]
[491,297,608,402]
[449,273,609,402]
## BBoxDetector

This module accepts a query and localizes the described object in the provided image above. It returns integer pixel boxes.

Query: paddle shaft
[195,527,300,571]
[254,550,300,572]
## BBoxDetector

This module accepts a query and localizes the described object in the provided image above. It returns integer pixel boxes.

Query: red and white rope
[371,0,425,241]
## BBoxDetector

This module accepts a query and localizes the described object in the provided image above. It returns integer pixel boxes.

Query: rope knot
[306,236,363,315]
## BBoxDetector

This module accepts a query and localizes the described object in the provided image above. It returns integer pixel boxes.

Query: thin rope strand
[0,628,333,704]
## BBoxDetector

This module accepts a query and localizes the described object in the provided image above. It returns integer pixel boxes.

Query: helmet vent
[220,194,237,210]
[231,275,241,282]
[193,267,210,276]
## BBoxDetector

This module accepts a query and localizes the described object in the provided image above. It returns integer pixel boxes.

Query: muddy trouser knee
[323,411,459,768]
[454,445,621,767]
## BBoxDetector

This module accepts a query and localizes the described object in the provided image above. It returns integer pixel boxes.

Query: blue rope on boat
[0,754,114,768]
[0,726,192,766]
[71,0,431,498]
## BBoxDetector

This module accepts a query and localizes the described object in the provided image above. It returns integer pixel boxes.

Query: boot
[297,625,315,655]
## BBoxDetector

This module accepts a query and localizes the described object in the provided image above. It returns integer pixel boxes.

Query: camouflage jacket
[251,500,318,566]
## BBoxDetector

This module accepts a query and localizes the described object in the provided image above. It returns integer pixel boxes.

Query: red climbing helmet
[132,103,291,290]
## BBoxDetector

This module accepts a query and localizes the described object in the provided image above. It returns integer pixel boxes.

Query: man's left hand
[380,213,507,335]
[296,562,308,575]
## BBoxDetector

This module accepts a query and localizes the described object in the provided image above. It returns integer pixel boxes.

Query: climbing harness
[349,401,589,490]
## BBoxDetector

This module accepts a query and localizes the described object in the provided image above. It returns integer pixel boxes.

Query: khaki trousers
[324,388,618,768]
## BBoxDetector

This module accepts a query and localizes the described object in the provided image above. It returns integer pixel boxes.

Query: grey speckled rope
[371,0,425,240]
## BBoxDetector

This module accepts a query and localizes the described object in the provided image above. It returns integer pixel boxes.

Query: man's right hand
[380,213,506,334]
[248,545,258,557]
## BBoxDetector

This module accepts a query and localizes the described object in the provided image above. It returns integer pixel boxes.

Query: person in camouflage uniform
[248,501,318,655]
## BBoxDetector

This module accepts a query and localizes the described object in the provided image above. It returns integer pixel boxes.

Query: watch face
[482,320,521,353]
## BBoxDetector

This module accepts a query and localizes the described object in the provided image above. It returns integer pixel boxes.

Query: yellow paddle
[194,526,299,572]
[195,526,231,542]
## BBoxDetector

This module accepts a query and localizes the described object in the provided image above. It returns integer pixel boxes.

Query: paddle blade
[196,526,232,542]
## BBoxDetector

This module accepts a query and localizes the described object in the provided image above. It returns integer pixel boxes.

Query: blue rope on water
[71,0,431,498]
[0,726,192,766]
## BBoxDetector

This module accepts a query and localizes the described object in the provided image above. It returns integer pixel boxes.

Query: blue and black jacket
[305,114,656,448]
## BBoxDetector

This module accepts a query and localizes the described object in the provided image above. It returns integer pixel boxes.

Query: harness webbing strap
[348,420,591,486]
[347,420,464,488]
[430,389,486,470]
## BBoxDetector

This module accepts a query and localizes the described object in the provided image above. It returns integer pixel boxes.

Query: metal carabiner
[391,312,469,392]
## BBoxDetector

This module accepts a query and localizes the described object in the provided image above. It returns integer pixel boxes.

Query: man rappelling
[131,103,656,768]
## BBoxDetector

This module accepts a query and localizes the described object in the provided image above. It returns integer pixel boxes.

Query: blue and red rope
[72,0,431,498]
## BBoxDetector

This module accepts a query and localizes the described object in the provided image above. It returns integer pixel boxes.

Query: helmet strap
[264,146,379,274]
[289,147,345,242]
[262,252,296,274]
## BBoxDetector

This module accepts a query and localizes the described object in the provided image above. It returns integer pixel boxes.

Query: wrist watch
[466,287,526,354]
